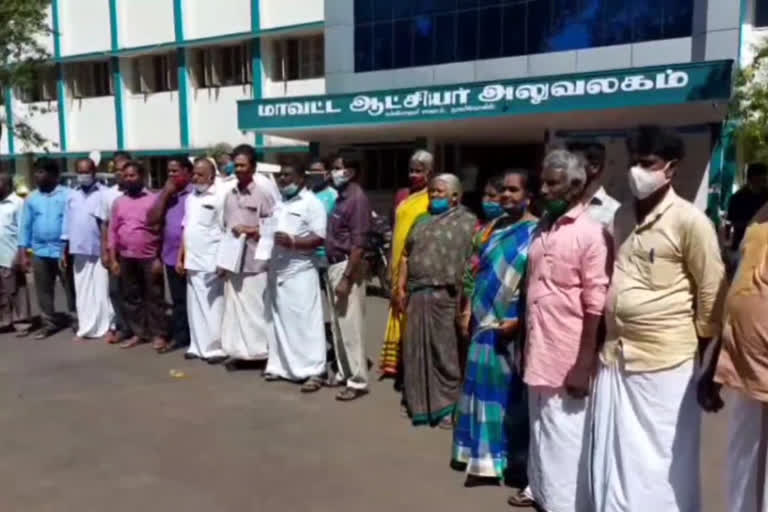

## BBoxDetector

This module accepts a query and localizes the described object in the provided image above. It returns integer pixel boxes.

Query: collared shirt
[272,188,327,276]
[97,185,122,223]
[326,182,370,261]
[602,189,726,372]
[158,184,193,267]
[524,203,611,388]
[0,193,24,268]
[183,184,227,272]
[586,186,621,231]
[62,183,104,257]
[109,189,161,259]
[19,185,69,259]
[222,175,279,274]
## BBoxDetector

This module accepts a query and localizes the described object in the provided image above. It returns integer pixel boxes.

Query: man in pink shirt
[509,149,610,512]
[108,161,168,350]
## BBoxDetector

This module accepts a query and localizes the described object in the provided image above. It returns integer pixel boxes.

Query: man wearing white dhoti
[176,157,228,364]
[265,165,327,391]
[62,158,114,341]
[592,126,725,512]
[508,149,610,512]
[220,144,279,371]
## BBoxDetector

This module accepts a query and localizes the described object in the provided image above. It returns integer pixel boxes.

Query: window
[66,60,113,98]
[269,35,324,81]
[354,0,696,71]
[16,66,57,103]
[129,53,178,94]
[756,0,768,28]
[190,43,252,88]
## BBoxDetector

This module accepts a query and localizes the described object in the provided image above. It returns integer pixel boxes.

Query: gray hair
[410,149,434,170]
[431,173,463,196]
[542,149,587,185]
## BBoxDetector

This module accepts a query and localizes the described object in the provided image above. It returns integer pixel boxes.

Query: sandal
[264,373,281,382]
[300,376,323,393]
[507,489,534,508]
[335,387,369,401]
[438,416,454,430]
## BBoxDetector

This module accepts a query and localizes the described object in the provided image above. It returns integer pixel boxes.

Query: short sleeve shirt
[271,188,327,276]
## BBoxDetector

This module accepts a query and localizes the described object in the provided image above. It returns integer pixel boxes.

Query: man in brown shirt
[220,144,280,371]
[326,156,370,400]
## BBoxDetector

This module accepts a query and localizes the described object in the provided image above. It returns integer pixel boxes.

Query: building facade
[1,0,766,209]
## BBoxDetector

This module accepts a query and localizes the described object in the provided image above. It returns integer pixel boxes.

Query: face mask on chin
[77,174,95,187]
[194,183,210,194]
[280,183,299,199]
[629,164,670,200]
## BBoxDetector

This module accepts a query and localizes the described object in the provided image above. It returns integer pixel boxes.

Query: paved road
[0,295,728,511]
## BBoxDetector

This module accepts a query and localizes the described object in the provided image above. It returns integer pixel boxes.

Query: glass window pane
[457,0,477,8]
[549,0,589,52]
[526,0,551,53]
[393,19,413,68]
[372,1,392,22]
[434,13,456,64]
[355,0,374,23]
[456,9,478,61]
[663,0,693,39]
[373,22,394,69]
[393,0,413,19]
[633,0,663,42]
[354,25,373,71]
[413,15,436,65]
[758,1,768,28]
[598,0,633,47]
[478,7,502,59]
[502,3,526,56]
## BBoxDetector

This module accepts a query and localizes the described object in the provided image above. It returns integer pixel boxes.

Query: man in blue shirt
[18,158,75,339]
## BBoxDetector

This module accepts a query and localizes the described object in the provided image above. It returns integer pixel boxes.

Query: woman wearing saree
[453,169,538,482]
[379,149,434,378]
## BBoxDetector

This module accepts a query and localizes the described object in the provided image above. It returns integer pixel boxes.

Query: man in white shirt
[176,157,228,363]
[265,164,328,392]
[0,172,28,332]
[568,141,620,229]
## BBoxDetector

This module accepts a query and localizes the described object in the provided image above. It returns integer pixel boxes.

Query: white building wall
[67,97,117,151]
[119,0,175,47]
[12,102,61,153]
[186,0,251,39]
[124,93,181,149]
[260,0,323,29]
[189,86,254,148]
[60,0,111,56]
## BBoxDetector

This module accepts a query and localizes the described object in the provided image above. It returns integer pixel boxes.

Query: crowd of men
[0,124,766,512]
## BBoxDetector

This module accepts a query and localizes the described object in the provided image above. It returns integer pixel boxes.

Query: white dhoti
[726,389,768,512]
[73,254,113,338]
[221,272,273,360]
[266,268,325,381]
[525,386,591,512]
[186,271,225,359]
[591,358,700,512]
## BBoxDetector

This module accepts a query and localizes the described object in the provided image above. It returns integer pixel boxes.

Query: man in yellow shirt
[591,126,726,512]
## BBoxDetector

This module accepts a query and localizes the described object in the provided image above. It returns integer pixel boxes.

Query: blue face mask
[429,197,451,215]
[280,183,299,199]
[482,201,504,220]
[223,162,235,176]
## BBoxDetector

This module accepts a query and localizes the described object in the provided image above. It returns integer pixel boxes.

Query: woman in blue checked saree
[452,169,538,482]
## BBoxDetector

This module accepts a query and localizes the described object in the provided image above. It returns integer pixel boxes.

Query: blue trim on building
[251,0,264,150]
[109,0,126,149]
[173,0,191,148]
[51,0,67,151]
[4,88,15,155]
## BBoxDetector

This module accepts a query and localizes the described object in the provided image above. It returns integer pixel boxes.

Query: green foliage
[0,0,52,147]
[732,39,768,166]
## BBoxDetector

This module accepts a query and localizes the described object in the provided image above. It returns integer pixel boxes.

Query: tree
[0,0,52,149]
[731,38,768,166]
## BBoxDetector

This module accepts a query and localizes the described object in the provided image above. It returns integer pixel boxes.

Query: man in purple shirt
[109,161,167,350]
[147,155,193,354]
[62,157,114,342]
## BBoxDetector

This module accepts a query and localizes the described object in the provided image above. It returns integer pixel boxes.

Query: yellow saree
[379,189,429,376]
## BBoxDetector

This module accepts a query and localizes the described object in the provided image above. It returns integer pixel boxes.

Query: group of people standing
[380,126,768,512]
[0,144,371,402]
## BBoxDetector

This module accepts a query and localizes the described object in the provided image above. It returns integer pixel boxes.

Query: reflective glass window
[373,22,394,70]
[354,24,373,72]
[413,16,436,66]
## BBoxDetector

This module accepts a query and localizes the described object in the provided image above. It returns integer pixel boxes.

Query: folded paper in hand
[216,233,246,272]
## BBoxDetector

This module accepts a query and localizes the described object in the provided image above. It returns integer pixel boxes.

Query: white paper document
[216,233,246,272]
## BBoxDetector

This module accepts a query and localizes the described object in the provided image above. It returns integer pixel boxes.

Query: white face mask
[194,183,210,194]
[331,169,349,188]
[77,174,95,187]
[628,164,670,200]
